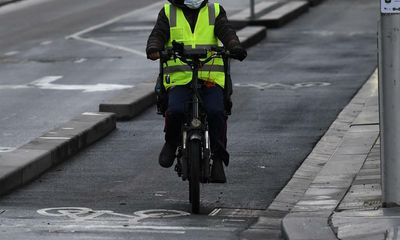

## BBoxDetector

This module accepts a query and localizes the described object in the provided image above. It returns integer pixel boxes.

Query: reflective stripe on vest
[163,3,225,89]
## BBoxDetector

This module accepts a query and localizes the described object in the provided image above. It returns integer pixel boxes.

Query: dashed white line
[39,137,71,140]
[209,208,221,216]
[40,40,53,45]
[0,147,15,153]
[4,51,19,56]
[74,58,87,63]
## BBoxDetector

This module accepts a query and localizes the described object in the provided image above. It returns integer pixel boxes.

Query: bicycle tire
[188,139,201,214]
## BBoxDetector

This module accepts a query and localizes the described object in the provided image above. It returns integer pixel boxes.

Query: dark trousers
[164,84,229,165]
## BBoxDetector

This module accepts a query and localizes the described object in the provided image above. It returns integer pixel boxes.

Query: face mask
[184,0,203,9]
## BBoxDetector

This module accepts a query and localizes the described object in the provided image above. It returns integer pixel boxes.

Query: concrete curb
[0,112,116,196]
[250,1,309,28]
[238,26,267,49]
[230,1,310,29]
[99,26,267,120]
[99,83,156,120]
[280,70,379,239]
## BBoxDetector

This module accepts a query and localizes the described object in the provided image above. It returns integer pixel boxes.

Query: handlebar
[160,41,232,66]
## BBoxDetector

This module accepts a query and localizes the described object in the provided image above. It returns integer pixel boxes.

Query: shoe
[159,142,177,168]
[210,159,226,183]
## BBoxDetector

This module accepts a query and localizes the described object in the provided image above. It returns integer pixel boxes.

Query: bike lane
[0,0,378,239]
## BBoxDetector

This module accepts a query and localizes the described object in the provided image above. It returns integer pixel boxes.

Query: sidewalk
[280,70,400,239]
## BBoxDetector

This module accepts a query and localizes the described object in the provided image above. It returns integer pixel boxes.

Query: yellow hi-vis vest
[163,3,225,89]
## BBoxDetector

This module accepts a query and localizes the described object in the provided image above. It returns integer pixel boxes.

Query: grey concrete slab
[99,82,156,120]
[282,215,337,240]
[237,26,267,49]
[229,1,283,29]
[0,0,19,6]
[251,1,309,28]
[0,112,115,196]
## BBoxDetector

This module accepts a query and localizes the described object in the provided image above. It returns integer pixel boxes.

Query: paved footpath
[281,70,400,239]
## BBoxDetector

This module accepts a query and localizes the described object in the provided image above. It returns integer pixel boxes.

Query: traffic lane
[0,110,256,239]
[0,0,160,51]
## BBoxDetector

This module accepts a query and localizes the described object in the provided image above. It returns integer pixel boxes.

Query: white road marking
[209,208,221,216]
[66,1,163,57]
[82,112,102,116]
[74,58,87,63]
[0,147,15,153]
[40,40,53,45]
[73,36,147,57]
[111,26,155,32]
[0,84,30,90]
[4,51,19,56]
[0,0,55,15]
[32,76,133,92]
[0,76,134,92]
[37,207,190,223]
[62,127,74,130]
[39,137,71,140]
[234,82,331,90]
[67,1,163,38]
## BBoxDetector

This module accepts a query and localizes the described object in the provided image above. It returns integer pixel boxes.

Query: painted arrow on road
[0,76,134,92]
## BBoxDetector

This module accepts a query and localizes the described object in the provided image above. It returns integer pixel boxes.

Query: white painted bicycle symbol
[234,82,331,90]
[37,207,190,223]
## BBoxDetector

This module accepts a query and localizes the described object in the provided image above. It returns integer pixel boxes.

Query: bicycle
[157,41,233,214]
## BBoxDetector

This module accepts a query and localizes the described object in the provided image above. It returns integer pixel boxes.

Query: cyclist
[146,0,247,183]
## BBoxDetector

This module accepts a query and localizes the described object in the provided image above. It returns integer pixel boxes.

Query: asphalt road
[0,0,378,239]
[0,0,161,150]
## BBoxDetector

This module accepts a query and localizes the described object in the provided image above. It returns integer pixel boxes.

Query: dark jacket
[146,0,243,55]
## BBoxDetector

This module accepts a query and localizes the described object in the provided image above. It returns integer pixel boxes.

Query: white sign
[381,0,400,13]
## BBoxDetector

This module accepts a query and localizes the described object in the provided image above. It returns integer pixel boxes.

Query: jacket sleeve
[146,8,170,55]
[215,6,242,50]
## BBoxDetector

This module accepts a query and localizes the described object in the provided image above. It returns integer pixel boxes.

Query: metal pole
[250,0,255,20]
[379,8,400,207]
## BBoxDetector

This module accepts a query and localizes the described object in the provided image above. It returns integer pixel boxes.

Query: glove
[229,46,247,61]
[147,51,160,61]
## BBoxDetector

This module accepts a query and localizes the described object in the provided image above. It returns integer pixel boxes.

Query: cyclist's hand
[230,46,247,61]
[147,52,160,61]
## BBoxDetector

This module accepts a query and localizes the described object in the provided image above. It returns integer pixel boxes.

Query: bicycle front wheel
[188,139,201,214]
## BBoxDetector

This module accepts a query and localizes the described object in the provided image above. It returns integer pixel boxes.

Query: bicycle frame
[159,41,231,213]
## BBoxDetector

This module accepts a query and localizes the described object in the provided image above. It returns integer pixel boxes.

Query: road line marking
[0,84,29,90]
[29,76,134,92]
[4,51,19,56]
[40,137,71,140]
[74,58,87,63]
[111,26,155,32]
[73,36,147,57]
[40,40,53,45]
[0,147,15,153]
[66,1,163,39]
[209,208,221,216]
[29,76,63,86]
[82,112,102,116]
[0,0,55,15]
